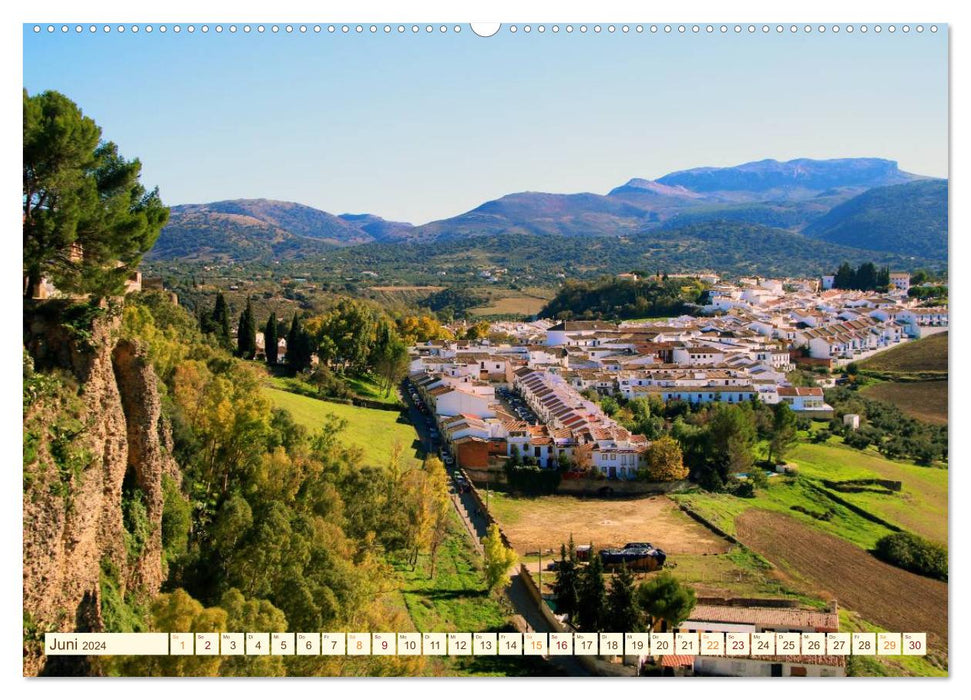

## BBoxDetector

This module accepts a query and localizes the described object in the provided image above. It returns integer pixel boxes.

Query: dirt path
[736,510,948,660]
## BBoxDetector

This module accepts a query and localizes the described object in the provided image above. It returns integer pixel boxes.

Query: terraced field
[789,442,948,543]
[736,510,948,666]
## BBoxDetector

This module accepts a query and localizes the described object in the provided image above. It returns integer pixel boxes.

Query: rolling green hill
[803,180,947,259]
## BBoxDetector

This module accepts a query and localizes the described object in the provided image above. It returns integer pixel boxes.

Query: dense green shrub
[874,532,947,581]
[161,475,191,565]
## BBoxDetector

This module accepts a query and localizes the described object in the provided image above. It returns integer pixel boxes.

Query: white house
[429,383,497,418]
[890,272,911,294]
[777,386,831,413]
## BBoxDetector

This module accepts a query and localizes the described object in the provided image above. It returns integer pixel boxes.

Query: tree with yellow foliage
[641,435,689,482]
[482,524,517,593]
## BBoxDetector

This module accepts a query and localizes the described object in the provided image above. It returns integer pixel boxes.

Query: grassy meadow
[262,386,422,469]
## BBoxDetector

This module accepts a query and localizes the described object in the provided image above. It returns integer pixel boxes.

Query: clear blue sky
[23,25,948,224]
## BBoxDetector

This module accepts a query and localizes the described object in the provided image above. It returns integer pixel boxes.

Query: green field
[860,331,948,376]
[788,442,948,544]
[672,476,896,551]
[394,512,508,634]
[659,548,826,605]
[385,511,553,676]
[267,369,402,409]
[262,386,422,469]
[673,440,947,550]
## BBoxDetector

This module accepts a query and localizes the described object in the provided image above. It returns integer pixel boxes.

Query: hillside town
[406,274,947,480]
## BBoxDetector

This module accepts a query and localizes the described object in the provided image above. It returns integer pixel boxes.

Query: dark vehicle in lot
[599,542,666,571]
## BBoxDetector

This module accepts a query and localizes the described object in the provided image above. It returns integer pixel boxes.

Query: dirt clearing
[489,494,731,556]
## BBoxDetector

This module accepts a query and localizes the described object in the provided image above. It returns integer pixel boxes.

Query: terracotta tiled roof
[660,655,695,668]
[777,386,823,397]
[686,605,838,631]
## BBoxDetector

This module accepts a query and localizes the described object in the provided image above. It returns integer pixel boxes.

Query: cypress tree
[553,537,579,620]
[287,314,311,373]
[211,292,231,349]
[237,300,257,359]
[605,563,641,633]
[577,543,607,632]
[265,312,279,365]
[856,262,878,291]
[236,305,249,357]
[877,265,891,290]
[833,262,855,290]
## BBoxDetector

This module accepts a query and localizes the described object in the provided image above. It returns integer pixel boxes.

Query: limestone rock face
[23,301,180,676]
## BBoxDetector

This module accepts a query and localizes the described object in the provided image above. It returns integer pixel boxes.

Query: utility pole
[486,469,491,511]
[538,549,542,593]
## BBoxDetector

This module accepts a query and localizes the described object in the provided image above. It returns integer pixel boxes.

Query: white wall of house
[693,657,844,677]
[435,390,496,418]
[780,394,828,411]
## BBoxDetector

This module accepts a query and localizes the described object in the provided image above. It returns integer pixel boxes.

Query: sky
[23,24,948,225]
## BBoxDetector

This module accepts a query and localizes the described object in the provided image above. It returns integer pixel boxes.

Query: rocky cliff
[23,300,180,676]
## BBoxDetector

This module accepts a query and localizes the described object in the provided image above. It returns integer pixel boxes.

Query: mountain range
[150,157,948,265]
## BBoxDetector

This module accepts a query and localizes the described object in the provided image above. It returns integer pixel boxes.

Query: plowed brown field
[736,510,948,658]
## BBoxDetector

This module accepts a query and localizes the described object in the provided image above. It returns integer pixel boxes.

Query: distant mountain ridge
[408,157,931,244]
[151,199,413,261]
[654,157,921,198]
[150,158,946,263]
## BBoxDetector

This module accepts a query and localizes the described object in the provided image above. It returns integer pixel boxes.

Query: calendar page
[20,1,951,685]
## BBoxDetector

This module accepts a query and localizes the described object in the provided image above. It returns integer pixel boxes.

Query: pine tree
[264,312,279,365]
[23,90,168,298]
[605,563,642,633]
[637,572,696,632]
[576,544,607,632]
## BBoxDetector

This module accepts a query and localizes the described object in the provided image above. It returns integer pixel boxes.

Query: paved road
[401,381,593,676]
